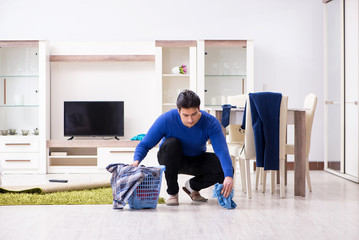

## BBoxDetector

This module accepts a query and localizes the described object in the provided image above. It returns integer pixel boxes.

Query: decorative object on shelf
[9,129,17,135]
[21,130,29,136]
[171,65,187,74]
[179,64,187,74]
[34,128,39,135]
[1,130,8,135]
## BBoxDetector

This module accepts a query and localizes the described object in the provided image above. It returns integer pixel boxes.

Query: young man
[131,90,233,206]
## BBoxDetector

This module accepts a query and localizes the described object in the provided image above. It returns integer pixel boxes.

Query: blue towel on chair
[249,92,282,170]
[221,104,236,128]
[212,183,237,209]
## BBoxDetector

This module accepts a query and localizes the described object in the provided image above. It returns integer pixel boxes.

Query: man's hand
[130,160,140,167]
[221,176,233,198]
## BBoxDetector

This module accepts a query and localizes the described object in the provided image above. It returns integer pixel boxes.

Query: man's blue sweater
[133,109,233,178]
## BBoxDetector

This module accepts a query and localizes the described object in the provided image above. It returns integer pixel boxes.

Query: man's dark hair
[176,89,201,109]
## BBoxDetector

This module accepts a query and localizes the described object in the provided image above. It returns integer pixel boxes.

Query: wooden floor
[1,170,359,240]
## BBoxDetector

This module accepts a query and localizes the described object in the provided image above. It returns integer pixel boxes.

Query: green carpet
[0,187,165,206]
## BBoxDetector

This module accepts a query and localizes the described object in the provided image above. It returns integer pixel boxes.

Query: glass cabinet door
[0,45,40,133]
[204,41,247,107]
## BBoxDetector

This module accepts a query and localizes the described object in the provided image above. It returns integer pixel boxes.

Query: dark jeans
[157,138,225,195]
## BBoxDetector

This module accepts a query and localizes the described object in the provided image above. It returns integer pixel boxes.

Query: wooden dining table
[207,107,306,197]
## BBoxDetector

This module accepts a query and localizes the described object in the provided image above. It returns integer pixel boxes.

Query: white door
[324,0,345,173]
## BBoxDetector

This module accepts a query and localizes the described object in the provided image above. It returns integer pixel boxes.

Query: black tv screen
[64,101,124,137]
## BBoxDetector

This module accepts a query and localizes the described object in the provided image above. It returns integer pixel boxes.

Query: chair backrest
[244,95,256,159]
[228,94,247,108]
[279,96,288,160]
[227,94,247,143]
[303,93,318,154]
[244,95,288,160]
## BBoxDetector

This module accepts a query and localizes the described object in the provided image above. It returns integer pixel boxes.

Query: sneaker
[182,187,208,202]
[165,194,179,206]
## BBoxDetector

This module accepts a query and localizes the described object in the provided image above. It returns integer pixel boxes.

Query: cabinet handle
[109,151,134,154]
[5,143,31,146]
[325,100,333,105]
[5,159,31,162]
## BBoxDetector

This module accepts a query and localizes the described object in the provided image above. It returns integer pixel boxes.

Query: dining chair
[253,94,288,198]
[226,94,247,193]
[232,95,255,199]
[285,93,317,192]
[207,94,247,193]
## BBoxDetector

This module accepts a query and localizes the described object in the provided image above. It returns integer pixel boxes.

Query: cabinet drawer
[0,153,39,170]
[0,136,39,152]
[97,147,135,168]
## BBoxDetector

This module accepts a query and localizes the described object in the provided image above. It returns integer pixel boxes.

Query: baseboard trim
[254,161,324,170]
[286,161,324,170]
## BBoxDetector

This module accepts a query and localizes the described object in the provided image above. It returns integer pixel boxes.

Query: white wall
[0,0,324,162]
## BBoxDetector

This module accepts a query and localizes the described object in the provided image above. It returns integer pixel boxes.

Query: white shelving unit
[0,40,49,174]
[155,40,197,113]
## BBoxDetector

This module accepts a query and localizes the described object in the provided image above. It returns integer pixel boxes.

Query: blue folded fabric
[131,134,146,141]
[221,104,236,128]
[212,183,237,209]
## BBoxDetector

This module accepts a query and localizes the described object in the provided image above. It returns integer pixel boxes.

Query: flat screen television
[64,101,124,137]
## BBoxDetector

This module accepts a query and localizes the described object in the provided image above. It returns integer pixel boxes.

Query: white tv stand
[47,140,158,173]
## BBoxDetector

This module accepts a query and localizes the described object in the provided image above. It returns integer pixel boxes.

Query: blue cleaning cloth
[131,134,146,141]
[221,104,236,128]
[212,183,237,209]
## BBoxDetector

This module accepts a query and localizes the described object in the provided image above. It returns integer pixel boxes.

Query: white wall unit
[197,40,254,108]
[0,40,49,174]
[324,0,359,182]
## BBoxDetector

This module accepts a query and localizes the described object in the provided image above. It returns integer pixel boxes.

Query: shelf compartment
[49,157,97,167]
[48,147,97,167]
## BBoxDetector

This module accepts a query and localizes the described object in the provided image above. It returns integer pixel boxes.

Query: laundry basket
[128,165,165,209]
